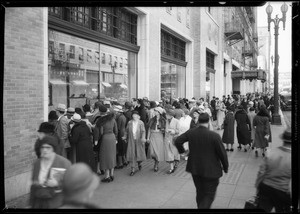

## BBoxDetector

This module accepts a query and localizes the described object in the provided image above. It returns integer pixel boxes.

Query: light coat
[124,120,147,162]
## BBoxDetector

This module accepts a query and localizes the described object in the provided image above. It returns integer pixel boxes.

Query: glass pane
[99,44,136,104]
[161,61,186,101]
[48,30,100,110]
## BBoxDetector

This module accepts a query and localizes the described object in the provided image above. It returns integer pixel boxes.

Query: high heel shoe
[110,176,114,181]
[167,169,175,174]
[244,148,247,152]
[130,171,135,176]
[101,177,111,183]
[255,150,258,157]
[262,153,265,157]
[230,148,234,152]
[237,146,242,150]
[138,164,142,171]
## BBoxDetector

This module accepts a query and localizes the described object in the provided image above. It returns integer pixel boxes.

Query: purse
[32,185,55,199]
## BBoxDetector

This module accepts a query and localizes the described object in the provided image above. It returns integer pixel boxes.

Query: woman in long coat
[146,107,166,172]
[94,105,118,183]
[222,107,235,151]
[253,107,272,157]
[235,105,251,152]
[165,109,180,174]
[123,111,147,176]
[69,113,96,172]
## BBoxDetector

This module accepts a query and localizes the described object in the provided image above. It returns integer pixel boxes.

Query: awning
[120,84,127,89]
[102,82,112,87]
[49,80,67,85]
[71,80,89,86]
[231,69,266,82]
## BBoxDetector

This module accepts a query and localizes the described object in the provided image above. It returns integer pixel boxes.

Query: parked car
[280,92,292,111]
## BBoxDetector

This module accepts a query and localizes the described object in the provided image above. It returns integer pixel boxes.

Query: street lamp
[266,2,288,125]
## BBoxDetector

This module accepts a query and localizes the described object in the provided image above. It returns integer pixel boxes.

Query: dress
[222,112,235,145]
[147,117,166,162]
[165,117,180,162]
[94,114,118,170]
[253,115,271,149]
[235,109,251,145]
[69,121,95,172]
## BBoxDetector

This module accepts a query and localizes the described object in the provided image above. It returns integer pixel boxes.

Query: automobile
[280,92,292,111]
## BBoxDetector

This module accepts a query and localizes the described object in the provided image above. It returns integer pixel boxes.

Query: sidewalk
[6,112,288,209]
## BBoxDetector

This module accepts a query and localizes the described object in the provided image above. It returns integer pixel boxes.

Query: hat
[166,109,175,117]
[71,113,81,123]
[125,101,133,109]
[114,105,123,112]
[189,99,196,103]
[154,107,165,115]
[99,105,108,113]
[155,101,160,106]
[103,100,111,105]
[38,122,55,133]
[56,104,66,112]
[40,135,58,152]
[198,113,210,124]
[48,111,58,121]
[67,107,75,113]
[280,128,291,143]
[132,110,140,116]
[249,101,254,105]
[199,105,205,111]
[193,108,201,115]
[62,163,99,197]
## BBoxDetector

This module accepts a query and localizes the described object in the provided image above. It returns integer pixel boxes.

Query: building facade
[4,6,264,201]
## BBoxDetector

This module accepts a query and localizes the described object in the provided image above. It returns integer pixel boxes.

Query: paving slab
[211,196,231,209]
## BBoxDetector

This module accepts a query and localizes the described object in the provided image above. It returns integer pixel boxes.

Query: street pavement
[90,111,288,209]
[6,110,289,209]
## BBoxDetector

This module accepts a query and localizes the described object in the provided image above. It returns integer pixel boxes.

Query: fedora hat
[56,103,66,112]
[62,163,99,197]
[67,107,75,113]
[71,113,81,123]
[280,128,291,143]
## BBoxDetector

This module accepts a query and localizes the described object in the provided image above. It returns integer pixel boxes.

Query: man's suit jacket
[175,126,229,179]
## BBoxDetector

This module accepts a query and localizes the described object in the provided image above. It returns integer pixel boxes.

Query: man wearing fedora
[60,163,100,209]
[255,128,292,212]
[55,104,71,160]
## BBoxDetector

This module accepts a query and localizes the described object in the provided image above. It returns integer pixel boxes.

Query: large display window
[48,30,136,109]
[161,61,186,100]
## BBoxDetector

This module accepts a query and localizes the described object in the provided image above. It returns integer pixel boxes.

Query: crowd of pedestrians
[30,91,291,209]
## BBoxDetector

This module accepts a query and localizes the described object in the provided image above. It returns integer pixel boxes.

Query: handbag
[93,126,103,152]
[32,185,55,199]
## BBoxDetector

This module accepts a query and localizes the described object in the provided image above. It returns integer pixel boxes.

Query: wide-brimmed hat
[67,107,75,113]
[114,105,123,112]
[38,122,55,133]
[103,100,111,105]
[71,113,81,123]
[280,128,291,143]
[154,107,165,115]
[189,99,196,103]
[56,104,66,112]
[62,163,99,197]
[99,105,108,113]
[248,101,254,105]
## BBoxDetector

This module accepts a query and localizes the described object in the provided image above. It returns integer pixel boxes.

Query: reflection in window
[161,61,186,100]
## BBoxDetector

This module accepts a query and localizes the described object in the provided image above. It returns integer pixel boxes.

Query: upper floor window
[206,50,215,70]
[161,30,186,62]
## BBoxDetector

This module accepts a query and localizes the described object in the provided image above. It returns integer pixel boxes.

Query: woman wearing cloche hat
[69,113,96,172]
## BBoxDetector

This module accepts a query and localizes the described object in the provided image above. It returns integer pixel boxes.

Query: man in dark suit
[175,113,229,209]
[210,96,217,121]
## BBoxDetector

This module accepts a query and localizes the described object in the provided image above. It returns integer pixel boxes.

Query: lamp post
[266,2,288,125]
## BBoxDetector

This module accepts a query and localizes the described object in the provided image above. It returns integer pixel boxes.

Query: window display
[48,30,136,110]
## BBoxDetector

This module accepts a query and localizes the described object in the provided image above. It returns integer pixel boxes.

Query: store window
[161,61,186,100]
[48,30,136,109]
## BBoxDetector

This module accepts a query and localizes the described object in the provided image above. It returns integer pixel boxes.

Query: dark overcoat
[222,112,235,145]
[116,113,127,156]
[175,126,229,178]
[253,115,272,148]
[69,121,96,172]
[124,120,147,162]
[235,109,251,145]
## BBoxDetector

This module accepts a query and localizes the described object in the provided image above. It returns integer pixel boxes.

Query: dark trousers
[192,175,219,209]
[258,182,291,213]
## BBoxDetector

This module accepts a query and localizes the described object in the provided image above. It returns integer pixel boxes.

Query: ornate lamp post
[266,2,288,125]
